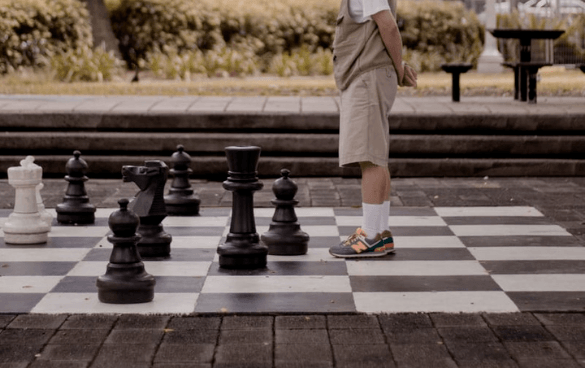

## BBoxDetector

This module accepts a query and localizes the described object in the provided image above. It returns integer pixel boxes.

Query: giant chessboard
[1,206,584,314]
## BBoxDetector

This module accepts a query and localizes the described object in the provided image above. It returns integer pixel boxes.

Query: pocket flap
[336,14,344,25]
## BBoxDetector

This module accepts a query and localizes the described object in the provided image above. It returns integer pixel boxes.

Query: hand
[402,64,417,88]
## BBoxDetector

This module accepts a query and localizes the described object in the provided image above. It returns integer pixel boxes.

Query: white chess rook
[3,156,51,244]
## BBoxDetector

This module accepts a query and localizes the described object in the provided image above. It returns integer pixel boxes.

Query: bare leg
[360,162,390,204]
[384,166,391,201]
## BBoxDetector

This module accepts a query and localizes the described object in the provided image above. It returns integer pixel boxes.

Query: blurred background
[0,0,583,93]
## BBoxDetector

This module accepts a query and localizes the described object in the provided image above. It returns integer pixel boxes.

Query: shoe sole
[329,250,388,258]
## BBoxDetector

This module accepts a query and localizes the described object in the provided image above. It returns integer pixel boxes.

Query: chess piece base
[137,243,171,258]
[136,224,172,258]
[56,202,96,225]
[3,213,50,244]
[4,232,49,245]
[164,192,200,216]
[97,263,155,304]
[261,223,309,255]
[218,237,268,269]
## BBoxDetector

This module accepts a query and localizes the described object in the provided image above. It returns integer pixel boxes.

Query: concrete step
[2,132,584,157]
[1,96,583,177]
[1,111,584,133]
[1,155,583,178]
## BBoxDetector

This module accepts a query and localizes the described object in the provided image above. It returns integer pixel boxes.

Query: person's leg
[330,67,396,258]
[360,162,390,205]
[380,166,391,232]
[360,162,389,238]
[329,161,388,258]
[380,167,394,253]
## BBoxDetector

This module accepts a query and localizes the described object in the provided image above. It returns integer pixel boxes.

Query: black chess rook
[164,145,201,216]
[261,169,309,255]
[56,150,96,224]
[122,160,172,258]
[96,199,156,304]
[218,146,267,269]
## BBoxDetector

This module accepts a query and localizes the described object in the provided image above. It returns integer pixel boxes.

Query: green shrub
[50,44,123,82]
[268,46,333,76]
[399,0,484,71]
[148,47,206,80]
[110,0,338,69]
[402,49,446,73]
[111,0,483,74]
[203,47,260,77]
[147,46,260,79]
[0,0,92,74]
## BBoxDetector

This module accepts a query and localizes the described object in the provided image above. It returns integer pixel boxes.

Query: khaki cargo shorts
[339,66,398,168]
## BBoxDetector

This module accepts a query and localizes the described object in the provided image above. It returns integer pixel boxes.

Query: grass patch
[0,67,583,97]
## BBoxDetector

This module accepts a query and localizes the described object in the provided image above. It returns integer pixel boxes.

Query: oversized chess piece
[164,145,201,216]
[261,169,309,255]
[218,146,267,269]
[56,150,96,224]
[3,156,50,244]
[36,183,53,229]
[96,198,156,304]
[122,160,172,258]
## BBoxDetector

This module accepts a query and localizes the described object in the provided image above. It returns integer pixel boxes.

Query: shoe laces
[342,233,359,246]
[342,229,366,246]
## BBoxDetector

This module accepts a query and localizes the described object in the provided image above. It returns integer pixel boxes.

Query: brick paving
[1,313,584,367]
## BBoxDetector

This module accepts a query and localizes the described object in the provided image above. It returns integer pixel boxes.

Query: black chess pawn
[56,150,96,224]
[122,160,172,258]
[96,199,155,304]
[218,146,267,269]
[261,169,309,255]
[164,145,201,216]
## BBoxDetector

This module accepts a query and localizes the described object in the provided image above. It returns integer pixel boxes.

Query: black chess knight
[261,169,309,255]
[122,160,172,258]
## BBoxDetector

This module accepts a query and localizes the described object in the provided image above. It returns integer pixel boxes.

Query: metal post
[452,73,461,102]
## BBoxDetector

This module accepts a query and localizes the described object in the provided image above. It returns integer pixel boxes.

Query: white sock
[380,200,390,233]
[362,202,384,238]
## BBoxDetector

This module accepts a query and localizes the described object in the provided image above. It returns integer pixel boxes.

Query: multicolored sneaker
[380,229,395,254]
[329,228,386,258]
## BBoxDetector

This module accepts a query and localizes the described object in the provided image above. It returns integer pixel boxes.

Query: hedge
[110,0,337,69]
[110,0,484,72]
[399,1,485,71]
[0,0,92,74]
[0,0,485,74]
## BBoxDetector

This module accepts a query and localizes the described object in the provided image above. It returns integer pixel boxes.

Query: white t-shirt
[348,0,391,23]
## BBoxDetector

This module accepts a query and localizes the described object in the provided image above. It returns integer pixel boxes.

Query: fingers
[404,66,417,88]
[408,65,418,79]
[406,66,417,80]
